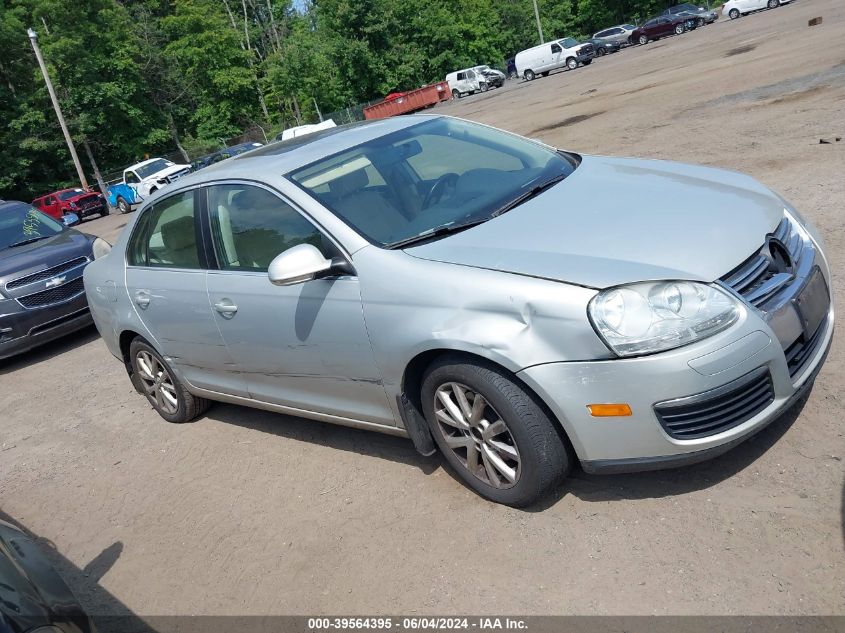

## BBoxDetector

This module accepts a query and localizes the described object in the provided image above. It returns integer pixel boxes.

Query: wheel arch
[399,347,576,456]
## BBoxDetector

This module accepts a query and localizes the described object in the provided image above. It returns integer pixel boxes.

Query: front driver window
[127,191,200,269]
[207,184,333,272]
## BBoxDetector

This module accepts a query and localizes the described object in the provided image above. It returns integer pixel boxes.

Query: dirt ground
[1,0,843,619]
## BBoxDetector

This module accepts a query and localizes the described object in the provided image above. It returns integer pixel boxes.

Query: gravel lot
[1,0,843,620]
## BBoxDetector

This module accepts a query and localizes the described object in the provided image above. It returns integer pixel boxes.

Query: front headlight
[588,281,741,357]
[92,237,112,260]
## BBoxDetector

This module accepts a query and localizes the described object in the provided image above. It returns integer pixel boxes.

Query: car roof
[0,200,30,212]
[167,114,440,190]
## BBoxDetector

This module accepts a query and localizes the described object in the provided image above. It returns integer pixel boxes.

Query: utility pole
[532,0,544,44]
[27,27,89,190]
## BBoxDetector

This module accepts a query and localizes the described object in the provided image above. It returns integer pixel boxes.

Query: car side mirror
[268,244,334,286]
[61,213,80,227]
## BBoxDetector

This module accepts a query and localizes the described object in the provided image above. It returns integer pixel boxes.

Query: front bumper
[576,51,596,62]
[0,293,92,360]
[517,251,834,472]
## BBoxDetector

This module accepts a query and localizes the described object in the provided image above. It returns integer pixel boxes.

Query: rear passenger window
[207,184,333,272]
[127,191,201,269]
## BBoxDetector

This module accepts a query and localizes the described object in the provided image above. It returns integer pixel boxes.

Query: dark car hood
[0,520,87,625]
[0,231,92,286]
[406,155,784,289]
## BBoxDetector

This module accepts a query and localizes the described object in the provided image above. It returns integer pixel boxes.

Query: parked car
[123,157,191,201]
[445,68,487,98]
[586,38,621,56]
[472,65,506,89]
[591,24,637,46]
[276,119,338,142]
[0,200,110,360]
[723,0,791,19]
[0,518,97,633]
[516,38,595,80]
[663,3,719,24]
[32,188,108,222]
[192,142,263,171]
[84,114,833,507]
[631,15,694,45]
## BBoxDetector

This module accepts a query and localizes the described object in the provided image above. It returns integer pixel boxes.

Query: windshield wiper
[387,218,489,250]
[490,173,568,218]
[8,235,50,248]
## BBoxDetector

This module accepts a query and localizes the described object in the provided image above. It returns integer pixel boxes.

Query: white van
[445,68,486,99]
[515,38,596,81]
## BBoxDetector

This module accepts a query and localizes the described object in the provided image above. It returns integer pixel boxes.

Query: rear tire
[524,69,535,81]
[596,47,606,57]
[421,356,570,507]
[116,197,130,214]
[729,8,740,18]
[767,0,779,7]
[451,89,460,99]
[129,338,211,424]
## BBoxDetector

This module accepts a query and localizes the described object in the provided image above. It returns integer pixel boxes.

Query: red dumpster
[363,81,451,120]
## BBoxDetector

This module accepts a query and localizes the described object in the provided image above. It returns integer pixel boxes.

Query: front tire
[566,57,578,70]
[639,34,648,45]
[480,82,489,92]
[674,23,685,34]
[421,356,570,507]
[767,0,779,7]
[129,338,210,424]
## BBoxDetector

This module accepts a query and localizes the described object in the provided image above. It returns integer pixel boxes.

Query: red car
[32,188,108,221]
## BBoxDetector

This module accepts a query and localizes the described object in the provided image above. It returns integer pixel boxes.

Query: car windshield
[58,189,85,201]
[135,159,174,179]
[673,3,699,11]
[289,118,577,248]
[0,204,64,250]
[560,37,579,48]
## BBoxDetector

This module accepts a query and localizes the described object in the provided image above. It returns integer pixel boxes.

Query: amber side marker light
[587,403,633,417]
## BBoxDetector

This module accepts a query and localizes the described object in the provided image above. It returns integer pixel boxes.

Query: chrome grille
[721,216,806,308]
[17,277,85,309]
[6,257,89,290]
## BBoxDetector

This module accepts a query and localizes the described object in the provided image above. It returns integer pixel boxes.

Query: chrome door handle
[213,299,238,317]
[134,290,151,309]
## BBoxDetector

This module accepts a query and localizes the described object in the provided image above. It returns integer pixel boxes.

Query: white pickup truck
[124,158,191,197]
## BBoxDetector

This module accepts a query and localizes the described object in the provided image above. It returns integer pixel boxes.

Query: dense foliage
[0,0,681,199]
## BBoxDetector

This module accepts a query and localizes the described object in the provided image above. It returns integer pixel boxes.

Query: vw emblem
[764,237,794,275]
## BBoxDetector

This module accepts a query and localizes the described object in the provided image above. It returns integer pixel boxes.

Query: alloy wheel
[136,350,179,415]
[434,382,521,489]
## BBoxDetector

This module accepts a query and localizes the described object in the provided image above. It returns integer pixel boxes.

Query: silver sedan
[84,115,834,506]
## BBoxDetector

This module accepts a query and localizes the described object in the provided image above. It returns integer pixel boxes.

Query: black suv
[0,201,110,360]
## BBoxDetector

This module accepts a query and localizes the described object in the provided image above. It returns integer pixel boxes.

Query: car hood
[406,155,783,289]
[142,163,190,182]
[0,230,92,283]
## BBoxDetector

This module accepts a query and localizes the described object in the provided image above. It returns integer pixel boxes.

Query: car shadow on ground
[528,389,813,511]
[205,403,441,474]
[0,324,100,376]
[0,510,154,633]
